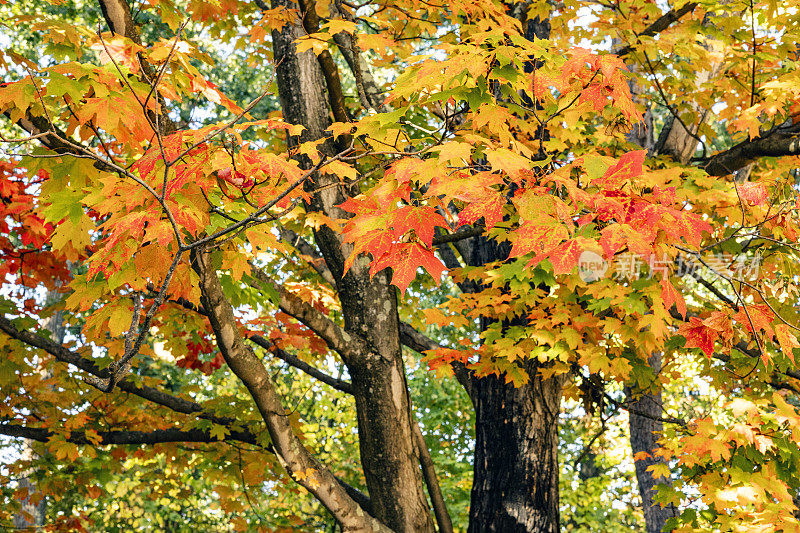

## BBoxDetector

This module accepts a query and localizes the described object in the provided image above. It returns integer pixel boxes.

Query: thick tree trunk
[461,8,567,532]
[458,6,570,531]
[269,2,434,531]
[468,372,565,533]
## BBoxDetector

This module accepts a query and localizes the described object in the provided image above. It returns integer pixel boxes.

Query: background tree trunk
[625,355,678,533]
[621,68,678,533]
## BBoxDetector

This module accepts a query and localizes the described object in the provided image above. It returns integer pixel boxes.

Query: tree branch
[277,225,337,286]
[702,125,800,176]
[248,265,368,363]
[248,333,354,394]
[431,226,485,246]
[616,3,699,58]
[193,248,389,532]
[0,315,374,508]
[0,423,256,446]
[398,321,473,401]
[412,421,454,533]
[296,0,351,125]
[0,315,241,429]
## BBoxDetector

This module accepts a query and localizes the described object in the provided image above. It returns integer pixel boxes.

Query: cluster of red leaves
[0,163,70,290]
[339,170,449,294]
[176,336,224,374]
[536,47,642,122]
[679,304,799,365]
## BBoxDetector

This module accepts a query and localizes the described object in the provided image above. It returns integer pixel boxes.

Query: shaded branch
[0,423,256,446]
[0,315,240,429]
[616,3,699,58]
[702,125,800,176]
[277,225,337,286]
[249,333,354,394]
[412,422,454,533]
[249,265,368,363]
[431,225,485,246]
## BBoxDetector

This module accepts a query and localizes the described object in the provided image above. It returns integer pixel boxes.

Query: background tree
[2,0,800,532]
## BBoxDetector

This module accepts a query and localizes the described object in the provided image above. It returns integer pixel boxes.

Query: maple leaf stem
[142,19,192,116]
[21,66,55,135]
[94,26,173,141]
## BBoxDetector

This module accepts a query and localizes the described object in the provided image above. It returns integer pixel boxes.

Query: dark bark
[615,3,699,58]
[468,372,565,533]
[703,125,800,176]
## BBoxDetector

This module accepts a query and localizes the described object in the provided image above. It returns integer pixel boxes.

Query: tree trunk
[620,66,678,532]
[269,2,434,530]
[468,372,565,533]
[461,9,567,532]
[625,353,677,533]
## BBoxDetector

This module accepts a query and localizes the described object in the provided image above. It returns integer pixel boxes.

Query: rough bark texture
[625,353,678,533]
[655,43,723,164]
[459,8,566,532]
[468,372,565,533]
[269,1,434,530]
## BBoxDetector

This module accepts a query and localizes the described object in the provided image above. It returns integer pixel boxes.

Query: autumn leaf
[774,324,800,363]
[660,277,687,319]
[370,242,447,294]
[595,150,646,188]
[736,182,769,206]
[732,304,775,337]
[678,317,720,357]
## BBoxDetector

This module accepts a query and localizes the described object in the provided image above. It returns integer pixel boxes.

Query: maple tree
[2,0,800,531]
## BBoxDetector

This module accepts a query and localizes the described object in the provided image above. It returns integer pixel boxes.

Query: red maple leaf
[596,150,646,188]
[660,277,686,319]
[737,182,769,206]
[371,242,446,294]
[545,239,585,275]
[458,191,504,230]
[390,206,448,246]
[678,317,720,357]
[732,304,775,336]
